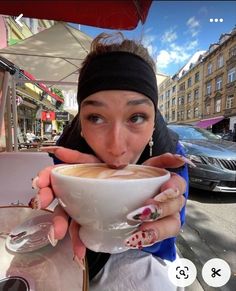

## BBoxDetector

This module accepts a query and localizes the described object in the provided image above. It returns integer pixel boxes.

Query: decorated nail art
[174,154,196,167]
[127,205,162,222]
[154,188,180,202]
[47,226,58,247]
[28,194,41,210]
[125,229,158,249]
[73,255,85,270]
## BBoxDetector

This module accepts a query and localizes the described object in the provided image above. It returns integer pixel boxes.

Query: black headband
[77,51,158,111]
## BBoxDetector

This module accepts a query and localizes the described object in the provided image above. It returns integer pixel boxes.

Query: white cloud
[156,48,190,69]
[186,16,200,37]
[156,40,198,70]
[161,28,177,43]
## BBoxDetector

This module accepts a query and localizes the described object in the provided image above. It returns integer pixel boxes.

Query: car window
[168,126,221,141]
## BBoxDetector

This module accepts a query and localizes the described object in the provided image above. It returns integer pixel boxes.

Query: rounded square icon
[168,258,197,287]
[202,258,231,287]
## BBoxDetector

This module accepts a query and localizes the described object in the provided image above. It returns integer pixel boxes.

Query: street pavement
[176,188,236,291]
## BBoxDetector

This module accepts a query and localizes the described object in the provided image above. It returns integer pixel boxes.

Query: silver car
[168,124,236,193]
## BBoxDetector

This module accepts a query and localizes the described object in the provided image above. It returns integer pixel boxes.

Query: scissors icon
[211,268,221,278]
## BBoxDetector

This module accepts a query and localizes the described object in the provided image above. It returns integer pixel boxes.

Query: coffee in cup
[51,163,170,253]
[59,164,161,180]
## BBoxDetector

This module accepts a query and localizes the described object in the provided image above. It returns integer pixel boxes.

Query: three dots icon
[209,18,224,23]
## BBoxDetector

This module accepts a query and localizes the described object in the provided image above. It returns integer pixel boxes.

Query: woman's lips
[107,164,128,169]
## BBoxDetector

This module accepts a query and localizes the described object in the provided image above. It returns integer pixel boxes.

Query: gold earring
[149,136,154,157]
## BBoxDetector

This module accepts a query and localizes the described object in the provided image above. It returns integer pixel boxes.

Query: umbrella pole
[0,71,10,139]
[5,87,12,151]
[11,77,18,152]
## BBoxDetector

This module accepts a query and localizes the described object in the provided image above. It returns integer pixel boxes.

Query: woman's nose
[106,125,127,157]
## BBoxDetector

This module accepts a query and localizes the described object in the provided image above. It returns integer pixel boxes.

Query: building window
[187,77,192,88]
[187,109,191,119]
[159,104,164,112]
[172,85,176,93]
[217,55,224,68]
[206,81,212,95]
[195,72,200,83]
[172,110,175,120]
[206,104,210,115]
[229,45,236,58]
[166,90,170,98]
[227,67,236,83]
[160,94,164,102]
[177,111,180,121]
[187,93,192,103]
[215,99,221,113]
[178,96,184,105]
[215,76,222,90]
[181,111,184,120]
[226,95,234,109]
[207,63,213,75]
[179,82,185,91]
[194,88,199,100]
[172,98,176,106]
[194,107,199,118]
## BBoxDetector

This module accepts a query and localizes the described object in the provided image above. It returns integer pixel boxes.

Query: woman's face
[80,90,155,168]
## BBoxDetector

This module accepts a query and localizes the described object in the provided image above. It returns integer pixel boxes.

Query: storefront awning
[195,116,224,128]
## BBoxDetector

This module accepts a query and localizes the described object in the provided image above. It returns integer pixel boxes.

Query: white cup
[51,163,170,253]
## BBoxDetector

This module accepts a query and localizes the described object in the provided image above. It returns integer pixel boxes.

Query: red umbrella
[0,0,152,30]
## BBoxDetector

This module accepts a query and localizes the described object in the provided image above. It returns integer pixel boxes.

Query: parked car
[168,124,236,193]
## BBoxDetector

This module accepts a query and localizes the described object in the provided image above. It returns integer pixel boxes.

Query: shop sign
[41,111,55,121]
[55,111,69,121]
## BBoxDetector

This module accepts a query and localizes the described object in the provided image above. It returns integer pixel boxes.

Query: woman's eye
[87,115,104,124]
[129,114,147,124]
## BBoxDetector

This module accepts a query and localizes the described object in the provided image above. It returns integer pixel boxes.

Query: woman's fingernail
[154,188,180,202]
[39,146,61,154]
[47,226,58,247]
[125,229,158,249]
[73,255,85,270]
[127,205,162,222]
[174,154,196,168]
[28,194,41,210]
[32,176,39,190]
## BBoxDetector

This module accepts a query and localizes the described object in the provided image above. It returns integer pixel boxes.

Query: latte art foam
[60,164,160,180]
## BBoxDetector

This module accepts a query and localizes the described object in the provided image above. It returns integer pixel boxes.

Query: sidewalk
[176,245,204,291]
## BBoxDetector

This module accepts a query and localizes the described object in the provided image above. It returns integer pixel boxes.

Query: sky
[77,1,236,76]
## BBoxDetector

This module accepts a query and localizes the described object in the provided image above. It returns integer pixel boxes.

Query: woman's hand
[30,146,100,269]
[30,148,190,266]
[124,153,190,249]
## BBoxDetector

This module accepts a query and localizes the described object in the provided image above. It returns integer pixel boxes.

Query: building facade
[159,27,236,134]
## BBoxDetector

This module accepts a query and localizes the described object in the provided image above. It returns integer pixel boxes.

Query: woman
[30,33,191,290]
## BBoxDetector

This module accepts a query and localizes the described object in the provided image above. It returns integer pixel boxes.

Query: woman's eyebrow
[127,99,153,106]
[81,100,107,108]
